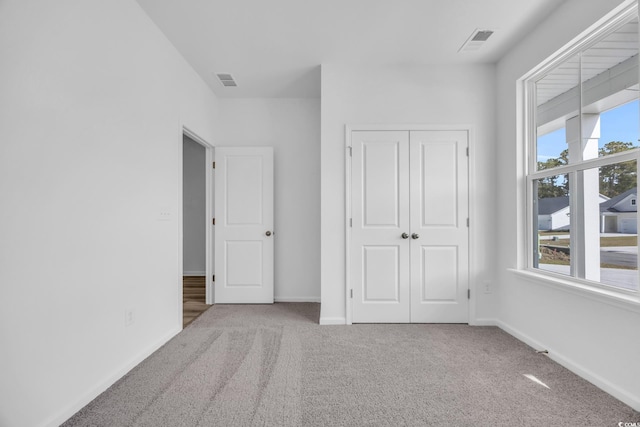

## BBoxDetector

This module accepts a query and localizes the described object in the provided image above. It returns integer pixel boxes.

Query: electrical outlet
[125,308,135,327]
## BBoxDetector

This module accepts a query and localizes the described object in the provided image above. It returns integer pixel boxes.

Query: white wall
[320,64,498,325]
[183,135,206,275]
[0,1,219,426]
[217,99,321,302]
[496,0,640,410]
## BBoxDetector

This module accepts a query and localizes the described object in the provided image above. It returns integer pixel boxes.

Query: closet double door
[351,130,469,323]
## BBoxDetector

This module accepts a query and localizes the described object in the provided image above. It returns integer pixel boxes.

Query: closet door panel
[351,131,410,323]
[409,131,469,323]
[420,141,458,227]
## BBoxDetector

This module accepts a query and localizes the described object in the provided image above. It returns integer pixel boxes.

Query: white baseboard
[319,317,346,325]
[496,320,640,412]
[274,296,321,303]
[470,317,498,326]
[183,271,205,276]
[44,327,182,427]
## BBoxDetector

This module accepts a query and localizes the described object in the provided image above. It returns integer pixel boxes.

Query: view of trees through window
[534,97,639,290]
[530,18,639,291]
[537,140,638,199]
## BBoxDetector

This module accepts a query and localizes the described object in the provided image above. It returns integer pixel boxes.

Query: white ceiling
[135,0,567,98]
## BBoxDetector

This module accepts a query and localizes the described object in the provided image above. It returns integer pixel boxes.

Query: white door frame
[345,124,477,325]
[179,126,215,324]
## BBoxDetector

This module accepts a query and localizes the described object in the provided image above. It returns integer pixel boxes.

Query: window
[526,5,639,293]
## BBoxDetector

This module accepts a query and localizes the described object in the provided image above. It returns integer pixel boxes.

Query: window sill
[508,268,640,314]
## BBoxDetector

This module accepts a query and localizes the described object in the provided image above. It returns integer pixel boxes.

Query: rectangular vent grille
[215,73,237,87]
[472,30,493,42]
[459,29,495,52]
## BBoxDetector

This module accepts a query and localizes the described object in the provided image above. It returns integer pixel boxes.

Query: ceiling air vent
[459,29,495,52]
[215,73,237,87]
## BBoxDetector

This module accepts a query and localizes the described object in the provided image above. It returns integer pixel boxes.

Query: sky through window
[537,99,639,164]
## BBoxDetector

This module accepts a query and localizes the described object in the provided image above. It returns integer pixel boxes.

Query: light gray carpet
[64,303,639,426]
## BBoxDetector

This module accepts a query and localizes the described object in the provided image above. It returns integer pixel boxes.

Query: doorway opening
[182,128,214,327]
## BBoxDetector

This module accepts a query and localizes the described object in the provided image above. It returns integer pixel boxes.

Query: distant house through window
[524,4,639,292]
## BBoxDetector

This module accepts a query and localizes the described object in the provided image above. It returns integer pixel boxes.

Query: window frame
[522,2,640,296]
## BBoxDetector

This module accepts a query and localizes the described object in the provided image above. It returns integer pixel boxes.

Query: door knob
[265,231,272,236]
[401,232,409,239]
[411,233,420,239]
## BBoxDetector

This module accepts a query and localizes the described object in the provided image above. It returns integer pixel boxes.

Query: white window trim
[528,149,639,181]
[519,0,640,305]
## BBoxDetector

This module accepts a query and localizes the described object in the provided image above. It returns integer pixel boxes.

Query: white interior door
[351,131,411,323]
[409,131,469,322]
[350,130,469,323]
[214,147,274,303]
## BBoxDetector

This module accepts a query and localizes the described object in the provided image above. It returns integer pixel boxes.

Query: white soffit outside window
[536,16,639,131]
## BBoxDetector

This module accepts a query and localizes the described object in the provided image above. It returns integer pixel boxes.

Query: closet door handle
[401,233,409,239]
[411,233,420,239]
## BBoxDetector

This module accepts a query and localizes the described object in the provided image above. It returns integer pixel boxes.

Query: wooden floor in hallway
[183,276,210,328]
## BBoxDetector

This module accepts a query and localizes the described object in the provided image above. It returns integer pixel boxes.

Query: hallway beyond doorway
[183,276,209,327]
